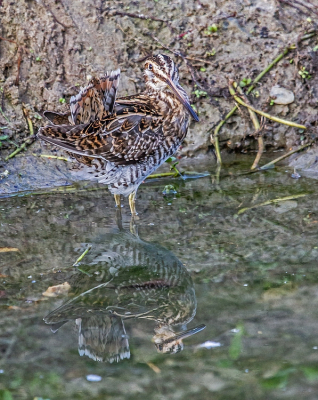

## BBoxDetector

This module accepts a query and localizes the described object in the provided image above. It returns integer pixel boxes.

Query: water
[1,156,318,399]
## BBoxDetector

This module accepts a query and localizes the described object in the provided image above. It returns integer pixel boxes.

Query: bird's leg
[128,191,138,216]
[114,194,121,208]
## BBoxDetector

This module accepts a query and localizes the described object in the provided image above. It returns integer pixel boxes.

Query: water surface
[1,156,318,399]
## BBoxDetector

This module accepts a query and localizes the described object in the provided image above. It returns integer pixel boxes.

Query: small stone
[86,374,102,382]
[270,86,295,105]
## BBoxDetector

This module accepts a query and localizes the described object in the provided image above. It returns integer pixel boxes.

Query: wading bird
[38,54,199,215]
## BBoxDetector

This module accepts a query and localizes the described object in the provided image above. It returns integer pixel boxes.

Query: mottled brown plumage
[37,54,199,214]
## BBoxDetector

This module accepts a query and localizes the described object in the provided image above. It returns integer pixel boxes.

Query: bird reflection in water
[44,226,205,363]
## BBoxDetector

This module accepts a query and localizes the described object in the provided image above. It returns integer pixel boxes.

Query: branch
[259,142,313,170]
[238,194,307,215]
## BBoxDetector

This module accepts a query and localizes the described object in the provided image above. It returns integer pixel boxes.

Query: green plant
[193,89,207,98]
[251,90,260,98]
[298,66,311,79]
[208,24,218,32]
[206,49,216,56]
[35,56,41,62]
[59,98,66,104]
[239,77,252,87]
[203,24,218,35]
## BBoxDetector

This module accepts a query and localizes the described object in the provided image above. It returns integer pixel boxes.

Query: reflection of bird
[44,229,205,362]
[37,54,199,215]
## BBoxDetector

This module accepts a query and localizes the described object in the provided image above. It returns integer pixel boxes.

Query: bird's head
[153,323,206,354]
[144,54,199,122]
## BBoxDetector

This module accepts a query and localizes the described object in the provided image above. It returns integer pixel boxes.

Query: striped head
[144,54,199,122]
[153,324,206,354]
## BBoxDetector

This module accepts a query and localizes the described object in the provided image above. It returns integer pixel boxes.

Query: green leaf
[208,24,218,32]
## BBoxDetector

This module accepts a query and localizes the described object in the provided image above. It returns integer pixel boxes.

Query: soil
[0,0,318,181]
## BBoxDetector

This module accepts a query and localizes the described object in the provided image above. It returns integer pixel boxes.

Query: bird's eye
[148,64,153,70]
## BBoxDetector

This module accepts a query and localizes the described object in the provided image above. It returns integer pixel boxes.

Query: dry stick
[211,30,317,164]
[106,9,174,32]
[228,82,306,129]
[0,36,17,44]
[259,142,312,170]
[32,153,72,162]
[235,84,263,170]
[278,0,318,16]
[277,0,310,16]
[43,3,72,29]
[5,108,35,161]
[237,193,307,215]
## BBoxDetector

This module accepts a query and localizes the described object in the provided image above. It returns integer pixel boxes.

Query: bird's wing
[38,96,165,165]
[42,70,120,127]
[69,69,121,124]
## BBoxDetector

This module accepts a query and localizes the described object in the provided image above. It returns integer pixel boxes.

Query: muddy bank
[0,0,318,174]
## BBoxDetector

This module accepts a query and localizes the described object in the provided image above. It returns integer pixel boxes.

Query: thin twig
[146,172,179,179]
[235,84,263,170]
[0,36,16,44]
[237,194,307,215]
[278,0,318,17]
[0,106,10,123]
[229,82,306,129]
[211,30,317,164]
[41,1,73,29]
[105,9,174,32]
[22,108,34,136]
[73,246,92,267]
[259,142,312,170]
[5,108,35,161]
[32,153,72,162]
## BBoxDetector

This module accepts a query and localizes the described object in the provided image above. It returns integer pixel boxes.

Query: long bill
[166,78,200,122]
[162,324,206,344]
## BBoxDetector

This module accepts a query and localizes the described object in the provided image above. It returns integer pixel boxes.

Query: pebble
[270,85,295,105]
[86,374,102,382]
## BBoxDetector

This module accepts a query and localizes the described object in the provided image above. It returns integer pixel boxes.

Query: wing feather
[70,69,120,125]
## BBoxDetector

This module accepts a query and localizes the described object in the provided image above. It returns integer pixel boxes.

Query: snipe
[38,54,199,215]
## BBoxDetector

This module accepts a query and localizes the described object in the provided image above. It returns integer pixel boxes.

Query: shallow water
[1,156,318,400]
